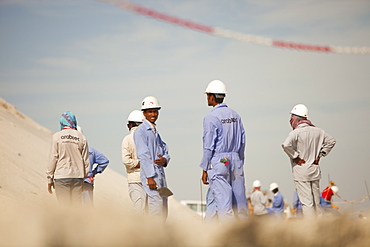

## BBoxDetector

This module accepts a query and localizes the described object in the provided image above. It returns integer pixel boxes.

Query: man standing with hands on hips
[134,96,171,220]
[282,104,336,218]
[200,80,248,223]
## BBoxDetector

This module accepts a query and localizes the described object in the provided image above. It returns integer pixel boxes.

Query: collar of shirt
[296,123,310,129]
[212,103,228,111]
[145,119,156,134]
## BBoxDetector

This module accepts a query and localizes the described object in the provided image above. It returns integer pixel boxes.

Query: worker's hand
[147,177,158,190]
[47,182,55,194]
[313,156,321,165]
[201,170,209,185]
[154,155,167,166]
[293,157,306,166]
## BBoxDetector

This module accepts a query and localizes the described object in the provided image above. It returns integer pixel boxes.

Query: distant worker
[122,110,147,213]
[200,80,248,222]
[266,182,285,218]
[250,180,268,216]
[134,96,171,219]
[77,126,109,207]
[282,104,336,218]
[320,181,340,214]
[292,190,303,217]
[46,111,89,206]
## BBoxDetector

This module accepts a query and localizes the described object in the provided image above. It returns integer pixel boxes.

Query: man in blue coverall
[77,126,109,206]
[266,182,285,218]
[134,96,170,219]
[200,80,248,222]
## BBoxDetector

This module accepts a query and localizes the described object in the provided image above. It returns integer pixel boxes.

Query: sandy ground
[1,97,370,247]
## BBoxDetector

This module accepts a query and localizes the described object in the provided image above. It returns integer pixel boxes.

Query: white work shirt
[251,190,268,215]
[282,123,336,181]
[122,127,141,183]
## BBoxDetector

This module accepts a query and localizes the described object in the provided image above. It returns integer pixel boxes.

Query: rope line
[334,193,370,204]
[100,0,370,54]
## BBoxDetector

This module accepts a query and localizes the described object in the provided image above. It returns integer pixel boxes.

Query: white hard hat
[331,186,339,194]
[253,180,262,188]
[270,182,279,191]
[141,96,161,110]
[77,125,83,133]
[291,104,309,118]
[205,80,227,94]
[127,110,144,123]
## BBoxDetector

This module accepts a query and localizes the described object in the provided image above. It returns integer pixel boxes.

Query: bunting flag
[100,0,370,54]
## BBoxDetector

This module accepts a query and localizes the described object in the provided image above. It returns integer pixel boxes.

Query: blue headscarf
[60,111,77,130]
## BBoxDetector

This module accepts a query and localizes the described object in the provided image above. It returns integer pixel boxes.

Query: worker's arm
[282,132,305,165]
[46,135,58,193]
[200,116,217,171]
[320,132,336,157]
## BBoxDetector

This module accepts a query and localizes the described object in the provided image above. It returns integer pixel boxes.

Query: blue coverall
[267,192,285,218]
[82,147,109,205]
[134,120,170,218]
[200,103,248,222]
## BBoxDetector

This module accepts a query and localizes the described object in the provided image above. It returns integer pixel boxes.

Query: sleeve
[157,134,170,167]
[122,136,139,170]
[91,148,109,175]
[82,139,90,178]
[239,119,246,162]
[134,128,156,178]
[319,131,336,157]
[282,131,299,159]
[199,116,217,171]
[46,136,58,184]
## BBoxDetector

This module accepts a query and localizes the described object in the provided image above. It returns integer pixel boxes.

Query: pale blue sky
[1,0,370,212]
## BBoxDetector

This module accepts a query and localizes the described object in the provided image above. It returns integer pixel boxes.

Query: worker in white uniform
[122,110,147,213]
[250,180,268,216]
[282,104,336,218]
[200,80,248,222]
[134,96,170,219]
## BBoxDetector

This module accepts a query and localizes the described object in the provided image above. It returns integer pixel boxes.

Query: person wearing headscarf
[46,111,90,206]
[282,104,336,218]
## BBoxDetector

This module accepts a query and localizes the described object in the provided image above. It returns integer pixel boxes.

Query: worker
[77,126,109,207]
[134,96,171,219]
[320,181,340,214]
[46,111,89,206]
[266,182,285,218]
[122,110,147,213]
[200,80,248,222]
[282,104,336,218]
[250,180,268,216]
